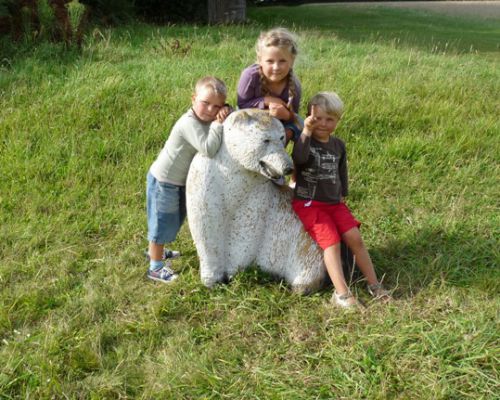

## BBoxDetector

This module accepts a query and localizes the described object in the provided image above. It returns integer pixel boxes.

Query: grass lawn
[1,4,499,399]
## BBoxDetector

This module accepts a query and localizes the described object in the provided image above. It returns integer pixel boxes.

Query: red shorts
[292,200,361,250]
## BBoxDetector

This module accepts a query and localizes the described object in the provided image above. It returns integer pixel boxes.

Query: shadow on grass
[216,227,497,300]
[249,5,500,54]
[371,227,498,298]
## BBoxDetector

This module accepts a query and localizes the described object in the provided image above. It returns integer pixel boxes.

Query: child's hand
[266,96,291,120]
[303,105,319,136]
[269,103,291,121]
[264,96,286,107]
[216,105,232,123]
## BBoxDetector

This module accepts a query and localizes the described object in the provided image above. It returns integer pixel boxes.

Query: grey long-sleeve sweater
[149,108,223,186]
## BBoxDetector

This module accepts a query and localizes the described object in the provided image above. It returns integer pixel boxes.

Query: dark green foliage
[0,0,13,16]
[20,5,33,42]
[80,0,136,23]
[37,0,56,40]
[0,0,86,46]
[2,1,219,30]
[0,2,11,37]
[80,0,207,23]
[136,0,207,23]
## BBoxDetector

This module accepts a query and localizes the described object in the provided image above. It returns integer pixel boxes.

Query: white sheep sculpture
[186,109,327,294]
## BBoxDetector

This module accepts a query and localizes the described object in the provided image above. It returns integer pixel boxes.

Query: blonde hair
[195,76,227,98]
[255,27,298,59]
[307,92,344,119]
[255,27,299,110]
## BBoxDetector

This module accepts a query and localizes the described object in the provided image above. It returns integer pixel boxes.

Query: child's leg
[324,243,360,307]
[343,228,391,300]
[149,242,165,262]
[341,227,378,286]
[292,200,360,307]
[323,243,349,295]
[146,173,185,281]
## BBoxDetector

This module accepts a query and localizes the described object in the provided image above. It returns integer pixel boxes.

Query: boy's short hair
[307,92,344,119]
[195,76,227,98]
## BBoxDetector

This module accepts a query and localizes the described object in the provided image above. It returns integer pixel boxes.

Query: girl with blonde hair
[237,27,303,144]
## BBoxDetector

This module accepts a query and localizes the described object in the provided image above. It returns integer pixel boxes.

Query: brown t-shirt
[292,134,348,204]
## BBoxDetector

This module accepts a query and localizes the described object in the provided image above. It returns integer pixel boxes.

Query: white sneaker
[146,262,178,284]
[332,291,360,309]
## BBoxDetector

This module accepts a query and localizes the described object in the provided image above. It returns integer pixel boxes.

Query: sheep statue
[186,109,328,294]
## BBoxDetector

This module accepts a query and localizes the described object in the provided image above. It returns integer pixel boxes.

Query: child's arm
[216,104,233,123]
[292,133,310,165]
[183,120,223,158]
[272,75,301,121]
[293,106,318,164]
[339,142,348,198]
[237,67,266,109]
[237,66,288,110]
[269,102,292,121]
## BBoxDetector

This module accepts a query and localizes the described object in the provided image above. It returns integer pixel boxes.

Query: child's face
[258,46,294,84]
[191,87,226,122]
[310,106,340,142]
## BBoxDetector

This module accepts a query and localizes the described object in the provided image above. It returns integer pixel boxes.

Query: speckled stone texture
[186,109,326,294]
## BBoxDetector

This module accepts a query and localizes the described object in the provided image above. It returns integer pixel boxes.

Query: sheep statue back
[186,109,326,294]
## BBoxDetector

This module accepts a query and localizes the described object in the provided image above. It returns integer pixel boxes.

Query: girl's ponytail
[259,65,269,97]
[287,69,296,111]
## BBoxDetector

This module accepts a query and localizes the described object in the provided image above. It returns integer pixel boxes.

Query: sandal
[367,283,392,302]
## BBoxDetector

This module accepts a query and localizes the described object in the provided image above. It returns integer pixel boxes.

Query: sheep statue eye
[280,136,284,141]
[264,139,270,144]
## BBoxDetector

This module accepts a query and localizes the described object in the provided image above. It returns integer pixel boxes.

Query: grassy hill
[0,4,498,398]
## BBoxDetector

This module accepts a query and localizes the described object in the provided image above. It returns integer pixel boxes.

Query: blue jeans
[146,172,186,244]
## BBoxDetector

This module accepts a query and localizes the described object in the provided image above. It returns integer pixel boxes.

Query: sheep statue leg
[256,192,326,294]
[186,158,228,287]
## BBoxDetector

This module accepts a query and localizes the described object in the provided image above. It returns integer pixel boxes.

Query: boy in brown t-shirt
[292,92,391,308]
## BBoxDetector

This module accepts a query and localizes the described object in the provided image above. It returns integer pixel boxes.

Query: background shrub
[136,0,207,23]
[80,0,135,24]
[1,0,211,39]
[37,0,56,40]
[79,0,207,24]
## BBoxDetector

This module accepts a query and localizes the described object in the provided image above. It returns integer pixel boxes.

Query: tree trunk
[207,0,246,24]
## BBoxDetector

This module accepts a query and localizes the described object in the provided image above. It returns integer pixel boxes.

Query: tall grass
[1,4,499,399]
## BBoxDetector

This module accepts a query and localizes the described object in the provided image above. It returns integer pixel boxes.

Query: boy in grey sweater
[146,76,231,283]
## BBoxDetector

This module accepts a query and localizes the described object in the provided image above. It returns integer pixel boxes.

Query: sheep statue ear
[229,109,251,130]
[232,109,252,124]
[231,109,272,129]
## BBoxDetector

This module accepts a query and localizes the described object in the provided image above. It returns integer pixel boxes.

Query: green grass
[250,4,500,54]
[1,4,499,399]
